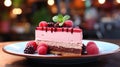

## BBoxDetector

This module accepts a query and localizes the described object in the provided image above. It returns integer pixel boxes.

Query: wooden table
[0,39,120,67]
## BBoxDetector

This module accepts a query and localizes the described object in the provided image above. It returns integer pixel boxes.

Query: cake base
[50,51,81,56]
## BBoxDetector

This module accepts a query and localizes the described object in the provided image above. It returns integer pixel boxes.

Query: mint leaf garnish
[52,14,71,26]
[63,15,70,22]
[57,14,63,23]
[58,14,63,18]
[52,16,58,22]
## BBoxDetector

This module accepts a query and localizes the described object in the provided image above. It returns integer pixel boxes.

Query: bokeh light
[98,0,105,4]
[12,8,22,15]
[47,0,54,6]
[4,0,12,7]
[116,0,120,3]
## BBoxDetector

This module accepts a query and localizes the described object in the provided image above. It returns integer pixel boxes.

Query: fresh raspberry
[37,42,48,49]
[26,41,37,50]
[86,41,96,47]
[86,41,99,55]
[37,46,48,55]
[39,21,48,27]
[24,46,35,54]
[63,20,73,27]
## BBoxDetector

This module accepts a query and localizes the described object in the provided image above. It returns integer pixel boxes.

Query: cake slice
[35,27,83,56]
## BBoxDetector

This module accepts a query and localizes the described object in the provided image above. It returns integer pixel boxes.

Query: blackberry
[48,22,54,27]
[82,44,86,55]
[24,46,35,54]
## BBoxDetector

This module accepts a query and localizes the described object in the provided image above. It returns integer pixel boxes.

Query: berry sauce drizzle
[62,28,64,32]
[66,28,68,32]
[54,27,57,32]
[36,27,81,33]
[71,28,73,34]
[45,27,48,32]
[51,27,53,33]
[42,27,44,30]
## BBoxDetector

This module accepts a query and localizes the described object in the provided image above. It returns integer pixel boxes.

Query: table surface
[0,39,120,67]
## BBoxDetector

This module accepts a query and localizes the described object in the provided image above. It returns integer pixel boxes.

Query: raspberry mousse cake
[35,14,83,56]
[24,14,100,56]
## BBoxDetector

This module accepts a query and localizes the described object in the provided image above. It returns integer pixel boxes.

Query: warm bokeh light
[116,0,120,3]
[82,0,85,1]
[61,8,66,14]
[12,8,22,15]
[47,0,54,6]
[98,0,105,4]
[51,6,57,14]
[10,11,17,18]
[4,0,12,7]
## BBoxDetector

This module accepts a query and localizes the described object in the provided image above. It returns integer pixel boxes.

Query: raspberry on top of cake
[35,14,83,56]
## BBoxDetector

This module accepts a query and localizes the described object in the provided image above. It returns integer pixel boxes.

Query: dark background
[1,0,120,41]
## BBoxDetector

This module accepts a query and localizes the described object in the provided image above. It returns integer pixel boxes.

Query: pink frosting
[35,27,82,44]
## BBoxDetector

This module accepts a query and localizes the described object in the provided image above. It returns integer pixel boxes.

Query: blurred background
[0,0,120,42]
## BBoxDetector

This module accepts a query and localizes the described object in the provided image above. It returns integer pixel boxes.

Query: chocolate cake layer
[49,46,82,54]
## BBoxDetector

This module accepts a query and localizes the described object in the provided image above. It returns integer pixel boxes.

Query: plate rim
[2,40,120,59]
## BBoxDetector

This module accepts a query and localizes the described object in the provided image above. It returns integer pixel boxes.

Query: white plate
[3,40,120,64]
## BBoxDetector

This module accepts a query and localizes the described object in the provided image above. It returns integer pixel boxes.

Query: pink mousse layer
[35,27,82,44]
